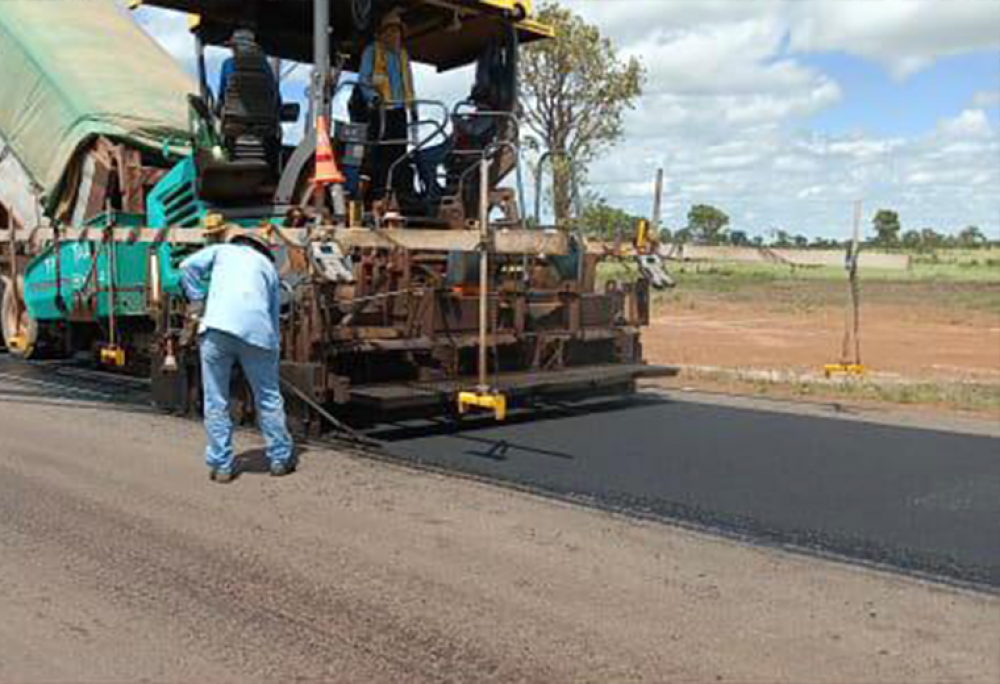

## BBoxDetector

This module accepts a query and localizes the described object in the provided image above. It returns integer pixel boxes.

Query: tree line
[577,201,997,251]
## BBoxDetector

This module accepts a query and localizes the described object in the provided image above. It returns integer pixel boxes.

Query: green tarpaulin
[0,0,194,204]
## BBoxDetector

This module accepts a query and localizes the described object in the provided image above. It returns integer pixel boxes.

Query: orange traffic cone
[313,115,345,186]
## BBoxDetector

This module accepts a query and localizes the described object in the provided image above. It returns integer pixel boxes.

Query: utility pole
[825,199,865,377]
[845,199,863,367]
[651,167,664,235]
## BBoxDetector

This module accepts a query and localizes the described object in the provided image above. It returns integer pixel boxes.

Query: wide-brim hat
[380,10,404,32]
[226,28,256,47]
[228,232,275,262]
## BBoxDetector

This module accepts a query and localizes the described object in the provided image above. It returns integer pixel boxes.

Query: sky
[133,0,1000,240]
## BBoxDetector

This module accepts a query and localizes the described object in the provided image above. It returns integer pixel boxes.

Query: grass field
[627,248,1000,313]
[602,247,999,282]
[619,248,1000,415]
[670,246,998,280]
[665,368,1000,416]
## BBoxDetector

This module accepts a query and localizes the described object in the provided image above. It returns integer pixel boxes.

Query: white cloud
[786,0,1000,79]
[972,90,1000,108]
[558,0,999,237]
[938,109,994,138]
[132,7,195,67]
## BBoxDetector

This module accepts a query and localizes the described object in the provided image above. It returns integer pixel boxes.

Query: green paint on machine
[21,156,286,323]
[23,214,153,321]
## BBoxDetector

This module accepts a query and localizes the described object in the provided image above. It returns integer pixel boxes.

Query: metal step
[349,364,678,412]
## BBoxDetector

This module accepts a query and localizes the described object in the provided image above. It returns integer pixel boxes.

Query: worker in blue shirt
[180,234,294,483]
[217,29,277,111]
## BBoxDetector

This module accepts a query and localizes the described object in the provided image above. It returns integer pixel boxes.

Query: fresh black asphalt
[372,394,1000,588]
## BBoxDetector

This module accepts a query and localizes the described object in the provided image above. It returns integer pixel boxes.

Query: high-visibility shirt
[180,244,282,351]
[359,40,415,106]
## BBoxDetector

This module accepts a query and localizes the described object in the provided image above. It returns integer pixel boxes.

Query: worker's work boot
[269,460,295,477]
[210,468,236,484]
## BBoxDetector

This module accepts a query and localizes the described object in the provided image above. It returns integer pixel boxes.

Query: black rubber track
[371,395,1000,589]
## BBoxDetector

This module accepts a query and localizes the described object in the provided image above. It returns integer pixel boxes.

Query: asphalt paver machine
[0,0,671,430]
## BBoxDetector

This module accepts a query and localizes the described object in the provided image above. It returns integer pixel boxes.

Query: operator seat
[219,39,281,166]
[198,37,281,202]
[421,28,520,210]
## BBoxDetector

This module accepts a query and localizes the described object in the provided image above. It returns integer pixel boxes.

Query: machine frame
[0,0,671,430]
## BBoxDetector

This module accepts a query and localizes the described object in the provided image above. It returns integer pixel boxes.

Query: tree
[674,227,693,244]
[578,199,640,241]
[901,230,921,250]
[810,236,839,249]
[957,225,987,249]
[771,230,793,248]
[520,3,644,224]
[686,204,730,245]
[872,209,901,247]
[919,228,945,251]
[729,230,750,247]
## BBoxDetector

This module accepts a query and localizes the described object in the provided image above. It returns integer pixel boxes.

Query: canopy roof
[0,0,194,202]
[137,0,553,70]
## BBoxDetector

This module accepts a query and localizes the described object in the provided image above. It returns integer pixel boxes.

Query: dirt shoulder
[0,378,997,683]
[646,278,1000,416]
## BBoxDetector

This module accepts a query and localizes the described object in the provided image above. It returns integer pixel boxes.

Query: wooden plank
[0,226,571,255]
[658,244,912,271]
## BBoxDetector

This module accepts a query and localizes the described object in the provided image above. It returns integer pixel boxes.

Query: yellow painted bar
[458,391,508,421]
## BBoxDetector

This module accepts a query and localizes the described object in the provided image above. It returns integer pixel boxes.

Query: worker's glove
[180,300,205,348]
[186,300,205,321]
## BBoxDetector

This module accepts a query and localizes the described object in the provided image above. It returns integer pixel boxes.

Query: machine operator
[217,29,279,111]
[358,10,417,197]
[180,233,294,483]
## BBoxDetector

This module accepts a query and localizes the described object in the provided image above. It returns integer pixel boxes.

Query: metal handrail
[451,109,523,208]
[383,100,452,200]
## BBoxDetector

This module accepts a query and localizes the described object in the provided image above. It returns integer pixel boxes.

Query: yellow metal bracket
[636,218,649,251]
[7,335,27,352]
[458,391,508,421]
[824,363,865,378]
[100,345,127,368]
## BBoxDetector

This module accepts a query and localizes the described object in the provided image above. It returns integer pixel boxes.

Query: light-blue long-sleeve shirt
[180,244,281,351]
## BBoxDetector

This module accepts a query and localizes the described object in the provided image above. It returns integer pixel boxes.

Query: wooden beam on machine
[0,227,571,256]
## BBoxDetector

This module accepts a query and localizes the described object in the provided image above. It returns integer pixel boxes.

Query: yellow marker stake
[824,363,865,379]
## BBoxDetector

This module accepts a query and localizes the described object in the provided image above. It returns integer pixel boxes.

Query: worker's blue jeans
[200,329,293,473]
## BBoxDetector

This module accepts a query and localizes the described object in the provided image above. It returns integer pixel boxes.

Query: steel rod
[5,210,17,337]
[313,0,329,121]
[478,156,490,392]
